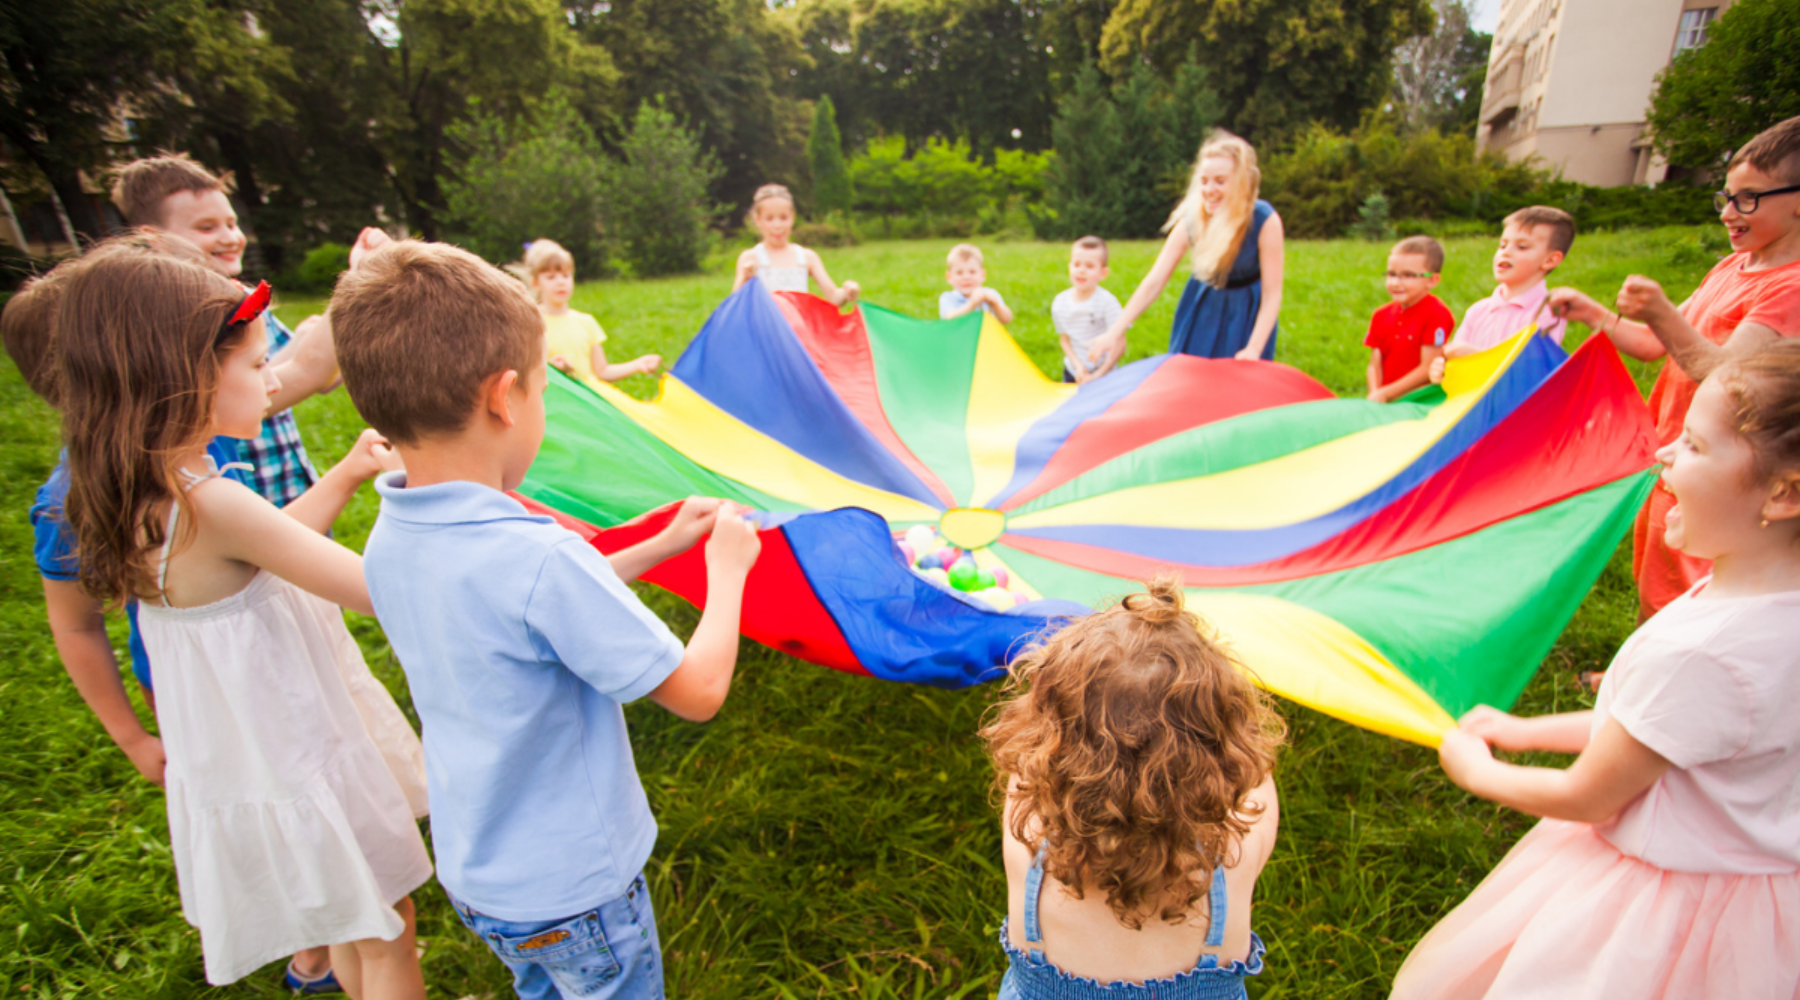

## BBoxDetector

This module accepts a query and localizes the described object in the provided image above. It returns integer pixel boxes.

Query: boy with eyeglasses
[1364,235,1454,402]
[1549,113,1800,619]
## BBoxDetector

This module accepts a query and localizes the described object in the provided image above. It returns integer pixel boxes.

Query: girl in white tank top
[732,183,860,305]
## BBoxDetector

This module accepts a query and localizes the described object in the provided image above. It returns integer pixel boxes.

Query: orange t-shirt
[1649,254,1800,445]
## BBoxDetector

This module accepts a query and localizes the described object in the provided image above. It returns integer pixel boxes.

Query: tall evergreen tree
[806,95,854,215]
[1040,65,1125,238]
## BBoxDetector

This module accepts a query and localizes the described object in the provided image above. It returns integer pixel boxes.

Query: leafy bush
[442,96,611,277]
[1265,115,1717,238]
[278,242,351,294]
[603,101,723,277]
[847,136,1049,238]
[792,217,860,248]
[1350,191,1394,241]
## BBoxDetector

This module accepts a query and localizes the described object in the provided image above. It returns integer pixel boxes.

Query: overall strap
[1204,863,1229,948]
[1022,842,1049,962]
[752,243,771,268]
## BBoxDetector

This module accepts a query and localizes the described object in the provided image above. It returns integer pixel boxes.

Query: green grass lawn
[1,228,1719,998]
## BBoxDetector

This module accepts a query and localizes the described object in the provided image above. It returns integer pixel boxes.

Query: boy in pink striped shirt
[1445,206,1574,357]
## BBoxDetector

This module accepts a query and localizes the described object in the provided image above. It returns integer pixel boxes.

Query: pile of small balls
[895,524,1030,611]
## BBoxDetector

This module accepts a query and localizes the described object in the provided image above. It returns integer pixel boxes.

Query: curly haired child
[982,579,1286,999]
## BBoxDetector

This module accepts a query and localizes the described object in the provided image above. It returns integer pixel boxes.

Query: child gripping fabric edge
[733,184,860,307]
[1393,340,1800,1000]
[54,237,431,995]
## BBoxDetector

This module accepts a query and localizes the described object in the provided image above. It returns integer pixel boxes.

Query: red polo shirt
[1365,294,1455,388]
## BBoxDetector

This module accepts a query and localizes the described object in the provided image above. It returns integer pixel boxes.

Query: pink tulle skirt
[1391,819,1800,1000]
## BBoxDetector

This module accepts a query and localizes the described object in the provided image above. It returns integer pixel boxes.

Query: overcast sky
[1470,0,1500,32]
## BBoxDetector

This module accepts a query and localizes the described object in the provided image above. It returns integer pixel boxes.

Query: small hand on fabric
[706,502,763,577]
[659,497,724,556]
[341,428,401,482]
[1615,275,1679,327]
[1437,727,1496,791]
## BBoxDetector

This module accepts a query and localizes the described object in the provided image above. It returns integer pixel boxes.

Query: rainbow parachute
[518,279,1660,745]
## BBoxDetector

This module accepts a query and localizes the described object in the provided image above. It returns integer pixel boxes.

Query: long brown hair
[982,577,1285,930]
[55,238,251,605]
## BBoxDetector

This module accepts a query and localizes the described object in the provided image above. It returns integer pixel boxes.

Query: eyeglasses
[1713,184,1800,214]
[1384,271,1436,280]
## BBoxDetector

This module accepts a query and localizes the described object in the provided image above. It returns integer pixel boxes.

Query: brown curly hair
[982,577,1286,930]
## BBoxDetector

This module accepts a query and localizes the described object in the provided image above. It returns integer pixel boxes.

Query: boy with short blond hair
[1445,206,1574,357]
[1053,235,1123,383]
[940,242,1015,324]
[333,240,761,1000]
[110,153,335,510]
[1365,235,1454,402]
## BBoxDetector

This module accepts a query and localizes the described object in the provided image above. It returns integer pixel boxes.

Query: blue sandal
[283,959,343,994]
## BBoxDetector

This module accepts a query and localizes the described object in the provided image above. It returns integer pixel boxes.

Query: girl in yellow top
[522,239,660,385]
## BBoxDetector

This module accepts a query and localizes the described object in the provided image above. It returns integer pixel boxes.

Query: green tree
[1647,0,1800,172]
[1037,64,1125,238]
[443,96,611,276]
[603,101,722,277]
[0,0,242,241]
[1098,0,1433,141]
[807,95,854,214]
[574,0,809,210]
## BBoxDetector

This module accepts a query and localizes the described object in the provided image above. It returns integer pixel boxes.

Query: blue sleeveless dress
[1167,200,1277,360]
[998,844,1266,1000]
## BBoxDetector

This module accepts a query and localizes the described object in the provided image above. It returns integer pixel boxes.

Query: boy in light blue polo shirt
[332,241,762,1000]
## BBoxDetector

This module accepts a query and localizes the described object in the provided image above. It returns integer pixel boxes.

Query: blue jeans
[448,874,663,1000]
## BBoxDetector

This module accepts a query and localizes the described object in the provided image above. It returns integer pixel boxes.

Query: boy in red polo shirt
[1365,236,1455,402]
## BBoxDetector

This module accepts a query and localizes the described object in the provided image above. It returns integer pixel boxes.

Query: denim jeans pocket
[485,909,621,998]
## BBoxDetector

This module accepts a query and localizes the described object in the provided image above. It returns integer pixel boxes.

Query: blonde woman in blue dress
[732,184,861,305]
[1085,132,1285,376]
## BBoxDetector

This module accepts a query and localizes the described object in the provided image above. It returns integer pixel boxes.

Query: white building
[1476,0,1735,186]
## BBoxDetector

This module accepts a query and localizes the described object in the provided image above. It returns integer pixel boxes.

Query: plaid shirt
[239,311,319,508]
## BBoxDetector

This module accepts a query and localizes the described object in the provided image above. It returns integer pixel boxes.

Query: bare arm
[1617,275,1781,381]
[1459,705,1595,755]
[1087,226,1192,370]
[606,498,721,583]
[731,249,756,293]
[940,295,982,320]
[590,341,661,382]
[1547,286,1669,362]
[1238,773,1280,872]
[1365,350,1384,396]
[1235,213,1285,360]
[267,313,340,412]
[648,509,760,721]
[1439,715,1669,823]
[986,289,1015,326]
[42,580,164,785]
[808,250,859,308]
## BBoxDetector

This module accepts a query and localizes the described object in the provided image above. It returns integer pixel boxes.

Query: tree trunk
[45,166,106,245]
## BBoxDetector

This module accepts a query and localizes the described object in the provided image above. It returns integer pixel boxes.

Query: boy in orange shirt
[1551,115,1800,618]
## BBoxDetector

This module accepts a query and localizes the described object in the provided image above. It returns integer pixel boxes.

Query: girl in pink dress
[1393,340,1800,1000]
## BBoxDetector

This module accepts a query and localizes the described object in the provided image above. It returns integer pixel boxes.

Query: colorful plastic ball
[1012,591,1029,606]
[953,554,977,572]
[924,567,951,587]
[918,553,943,570]
[976,587,1013,611]
[948,562,980,591]
[973,569,996,590]
[935,547,958,567]
[905,525,935,552]
[896,542,914,565]
[991,567,1009,588]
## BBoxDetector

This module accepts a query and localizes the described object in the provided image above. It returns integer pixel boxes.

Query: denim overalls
[998,846,1265,1000]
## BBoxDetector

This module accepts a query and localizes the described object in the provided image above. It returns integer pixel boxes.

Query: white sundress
[137,462,432,985]
[753,242,811,293]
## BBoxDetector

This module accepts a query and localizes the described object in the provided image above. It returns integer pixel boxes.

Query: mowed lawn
[1,227,1719,998]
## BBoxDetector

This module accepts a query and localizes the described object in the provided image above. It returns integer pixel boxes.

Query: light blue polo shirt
[363,473,684,921]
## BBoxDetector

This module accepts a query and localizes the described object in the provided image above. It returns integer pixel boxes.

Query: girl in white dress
[732,183,861,304]
[55,238,431,996]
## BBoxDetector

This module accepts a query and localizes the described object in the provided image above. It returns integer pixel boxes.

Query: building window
[1675,8,1716,52]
